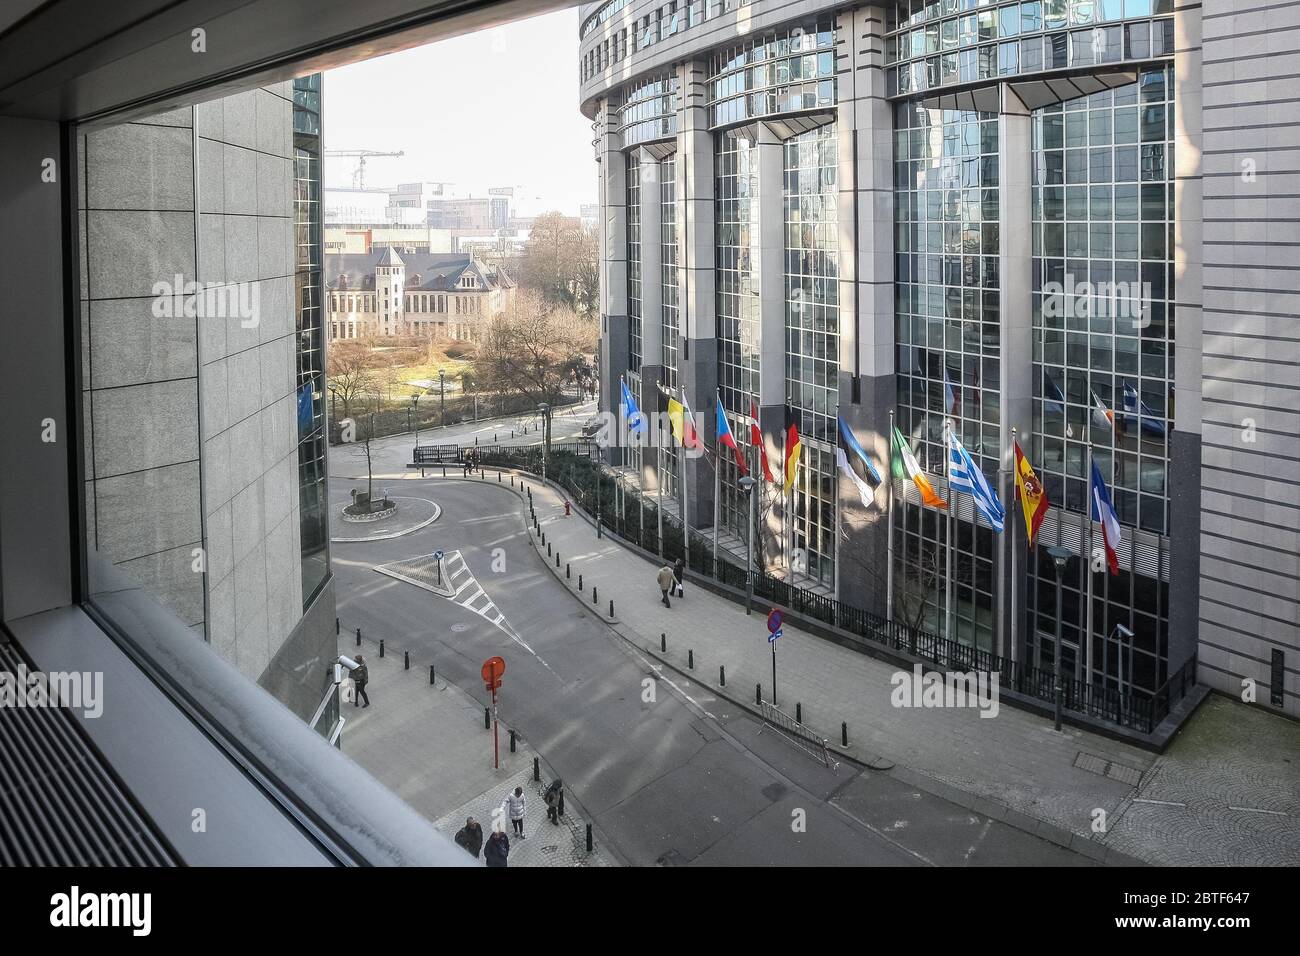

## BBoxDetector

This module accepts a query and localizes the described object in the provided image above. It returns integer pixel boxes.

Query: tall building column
[996,83,1033,661]
[834,4,894,615]
[637,148,664,491]
[756,122,788,570]
[596,98,628,465]
[676,59,717,527]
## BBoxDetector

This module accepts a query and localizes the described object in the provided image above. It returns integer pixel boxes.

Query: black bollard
[509,729,517,753]
[403,650,409,670]
[379,639,385,658]
[355,626,361,647]
[578,574,583,591]
[661,632,666,652]
[592,586,598,604]
[533,757,540,781]
[756,683,762,705]
[547,542,552,556]
[484,707,490,730]
[719,665,726,686]
[429,665,436,685]
[841,722,848,746]
[796,702,802,724]
[498,471,501,482]
[688,649,694,669]
[558,790,565,817]
[566,563,571,579]
[609,600,614,618]
[335,617,339,635]
[585,823,593,853]
[556,553,560,568]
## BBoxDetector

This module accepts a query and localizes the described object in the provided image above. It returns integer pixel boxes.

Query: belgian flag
[783,408,802,495]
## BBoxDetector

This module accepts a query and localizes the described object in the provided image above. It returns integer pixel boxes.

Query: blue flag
[620,378,647,433]
[948,431,1005,532]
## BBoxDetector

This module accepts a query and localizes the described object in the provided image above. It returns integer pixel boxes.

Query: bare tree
[476,293,598,455]
[327,343,380,420]
[519,212,598,316]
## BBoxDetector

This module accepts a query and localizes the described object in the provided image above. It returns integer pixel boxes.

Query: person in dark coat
[484,830,510,868]
[672,558,685,598]
[352,655,370,708]
[454,816,483,858]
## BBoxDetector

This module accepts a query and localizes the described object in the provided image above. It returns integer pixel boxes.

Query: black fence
[329,388,587,445]
[469,446,1197,736]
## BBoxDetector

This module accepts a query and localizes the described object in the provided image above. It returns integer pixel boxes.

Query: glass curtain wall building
[582,0,1299,721]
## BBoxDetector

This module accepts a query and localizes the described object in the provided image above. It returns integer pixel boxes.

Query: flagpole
[682,402,690,568]
[656,383,664,559]
[944,417,954,644]
[833,407,841,614]
[713,390,721,579]
[886,409,896,625]
[1010,426,1019,667]
[1084,443,1094,687]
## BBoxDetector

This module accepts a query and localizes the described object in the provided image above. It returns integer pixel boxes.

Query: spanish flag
[1013,440,1050,548]
[891,424,946,509]
[783,410,802,494]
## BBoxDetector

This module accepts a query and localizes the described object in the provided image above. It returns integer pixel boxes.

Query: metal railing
[758,700,839,769]
[465,446,1197,736]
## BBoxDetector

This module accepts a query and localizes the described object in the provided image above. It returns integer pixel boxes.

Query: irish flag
[891,425,946,509]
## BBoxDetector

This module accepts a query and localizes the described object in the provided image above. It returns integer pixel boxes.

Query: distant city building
[326,247,515,342]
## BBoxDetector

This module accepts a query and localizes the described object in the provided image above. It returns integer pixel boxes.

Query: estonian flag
[836,416,882,509]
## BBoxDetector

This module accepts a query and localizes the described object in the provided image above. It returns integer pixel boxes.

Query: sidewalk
[512,472,1298,867]
[340,644,615,867]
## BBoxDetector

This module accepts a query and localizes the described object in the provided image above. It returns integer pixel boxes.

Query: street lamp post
[1045,545,1073,732]
[739,475,757,615]
[438,369,446,428]
[411,393,421,450]
[537,402,550,481]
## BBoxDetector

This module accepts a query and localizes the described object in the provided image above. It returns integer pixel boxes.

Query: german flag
[783,408,802,495]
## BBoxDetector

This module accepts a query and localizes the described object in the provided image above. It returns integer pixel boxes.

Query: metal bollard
[430,665,436,685]
[498,471,501,482]
[592,586,598,604]
[404,650,409,670]
[547,542,552,556]
[609,600,614,618]
[558,791,565,817]
[688,649,694,669]
[335,617,339,635]
[579,574,583,591]
[841,722,848,747]
[660,632,666,652]
[556,553,560,568]
[379,639,385,658]
[356,626,361,647]
[533,757,540,781]
[796,702,802,724]
[719,665,726,686]
[484,707,490,730]
[585,823,593,853]
[566,563,571,579]
[756,683,762,705]
[509,729,517,753]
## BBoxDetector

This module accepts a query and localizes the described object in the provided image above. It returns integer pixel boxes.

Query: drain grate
[1073,750,1144,788]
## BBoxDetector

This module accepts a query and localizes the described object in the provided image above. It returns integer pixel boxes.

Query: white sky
[322,8,597,217]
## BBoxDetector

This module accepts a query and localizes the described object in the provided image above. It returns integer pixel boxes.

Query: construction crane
[325,149,404,190]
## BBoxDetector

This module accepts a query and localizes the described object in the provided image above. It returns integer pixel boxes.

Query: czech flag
[716,398,747,476]
[750,399,775,483]
[1089,457,1122,576]
[1013,440,1050,548]
[891,424,946,509]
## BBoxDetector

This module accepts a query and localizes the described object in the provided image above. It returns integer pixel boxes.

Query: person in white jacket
[502,786,527,839]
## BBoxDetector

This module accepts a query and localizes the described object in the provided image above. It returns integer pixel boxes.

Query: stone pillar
[676,59,717,528]
[756,121,788,572]
[597,98,628,465]
[995,82,1033,661]
[637,148,665,490]
[833,4,895,616]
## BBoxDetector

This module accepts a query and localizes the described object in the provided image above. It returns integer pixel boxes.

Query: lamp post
[739,475,757,615]
[537,402,551,481]
[1045,545,1073,732]
[438,369,446,428]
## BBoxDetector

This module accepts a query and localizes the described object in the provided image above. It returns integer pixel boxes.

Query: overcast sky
[322,8,597,217]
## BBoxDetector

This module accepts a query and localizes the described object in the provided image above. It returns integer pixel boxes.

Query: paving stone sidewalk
[505,472,1298,867]
[339,645,615,867]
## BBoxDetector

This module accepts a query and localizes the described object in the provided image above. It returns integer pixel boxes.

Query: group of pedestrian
[657,558,685,608]
[453,785,530,868]
[463,449,481,476]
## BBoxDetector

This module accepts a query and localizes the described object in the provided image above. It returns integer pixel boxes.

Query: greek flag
[948,432,1005,533]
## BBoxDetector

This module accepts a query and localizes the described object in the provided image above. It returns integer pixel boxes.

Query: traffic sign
[769,628,782,644]
[766,608,783,634]
[432,549,445,561]
[481,656,505,691]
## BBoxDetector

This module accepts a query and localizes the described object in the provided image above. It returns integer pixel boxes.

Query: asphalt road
[329,474,1092,867]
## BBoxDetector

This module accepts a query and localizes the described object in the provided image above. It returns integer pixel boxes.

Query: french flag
[1089,458,1122,576]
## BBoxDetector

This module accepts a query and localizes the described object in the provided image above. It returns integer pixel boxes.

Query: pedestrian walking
[352,655,370,708]
[672,558,685,599]
[657,565,674,608]
[484,830,509,868]
[543,779,563,826]
[503,786,527,839]
[454,816,484,859]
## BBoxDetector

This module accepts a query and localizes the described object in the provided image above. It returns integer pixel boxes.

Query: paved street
[328,452,1096,866]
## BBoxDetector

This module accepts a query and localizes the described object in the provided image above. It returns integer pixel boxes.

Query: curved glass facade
[884,0,1176,96]
[708,24,836,128]
[620,74,680,147]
